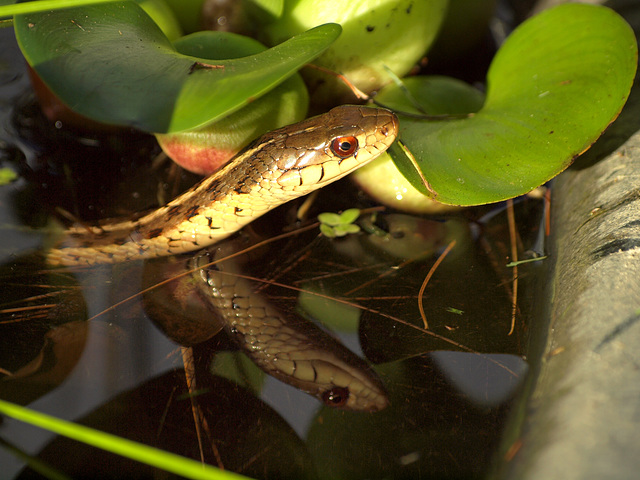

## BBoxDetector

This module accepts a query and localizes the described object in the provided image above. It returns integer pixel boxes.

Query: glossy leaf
[138,0,182,41]
[156,31,308,174]
[385,3,637,205]
[265,0,447,105]
[14,1,340,132]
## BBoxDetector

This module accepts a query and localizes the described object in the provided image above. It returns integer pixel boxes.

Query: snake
[47,105,399,266]
[48,105,399,411]
[189,245,389,412]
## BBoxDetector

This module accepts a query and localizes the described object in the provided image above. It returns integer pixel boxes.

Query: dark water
[0,25,544,480]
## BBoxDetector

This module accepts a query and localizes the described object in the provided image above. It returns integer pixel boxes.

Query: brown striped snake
[49,105,399,411]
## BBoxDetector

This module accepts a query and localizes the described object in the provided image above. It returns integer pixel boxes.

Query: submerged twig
[418,240,456,330]
[506,199,518,336]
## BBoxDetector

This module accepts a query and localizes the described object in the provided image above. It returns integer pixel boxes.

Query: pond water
[0,26,545,480]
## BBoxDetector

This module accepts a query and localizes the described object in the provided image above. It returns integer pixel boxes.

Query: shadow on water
[0,27,545,480]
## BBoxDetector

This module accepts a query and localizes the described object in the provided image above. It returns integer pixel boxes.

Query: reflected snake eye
[321,387,350,407]
[330,136,358,158]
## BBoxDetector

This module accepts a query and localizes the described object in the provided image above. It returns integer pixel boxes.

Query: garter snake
[49,105,399,411]
[48,105,399,266]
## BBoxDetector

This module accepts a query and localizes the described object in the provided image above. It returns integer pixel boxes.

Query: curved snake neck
[48,105,399,266]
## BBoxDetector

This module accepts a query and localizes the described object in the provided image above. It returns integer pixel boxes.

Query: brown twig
[506,199,518,336]
[418,240,456,330]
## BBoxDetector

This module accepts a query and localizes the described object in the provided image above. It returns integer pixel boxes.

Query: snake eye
[330,136,358,158]
[321,387,350,407]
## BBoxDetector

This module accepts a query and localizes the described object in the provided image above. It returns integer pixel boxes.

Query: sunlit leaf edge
[390,3,637,206]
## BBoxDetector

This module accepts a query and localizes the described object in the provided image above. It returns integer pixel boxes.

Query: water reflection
[0,27,542,480]
[431,352,528,408]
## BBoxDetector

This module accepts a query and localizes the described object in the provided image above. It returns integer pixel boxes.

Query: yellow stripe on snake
[49,105,399,411]
[48,105,399,266]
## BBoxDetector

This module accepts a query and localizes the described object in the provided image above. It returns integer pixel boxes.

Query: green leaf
[162,0,203,33]
[333,223,360,236]
[265,0,447,103]
[318,208,361,228]
[14,1,340,133]
[319,223,336,238]
[251,0,283,18]
[156,31,308,174]
[376,75,484,115]
[138,0,182,41]
[318,212,342,226]
[384,4,637,205]
[339,208,360,224]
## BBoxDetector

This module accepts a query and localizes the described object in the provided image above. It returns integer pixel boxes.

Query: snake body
[48,105,399,266]
[49,105,398,410]
[191,247,389,412]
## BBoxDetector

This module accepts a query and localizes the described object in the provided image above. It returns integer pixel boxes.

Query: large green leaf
[385,3,637,205]
[265,0,448,105]
[156,31,308,174]
[13,1,340,133]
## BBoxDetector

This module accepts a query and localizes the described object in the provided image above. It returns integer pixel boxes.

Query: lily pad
[13,1,340,133]
[384,3,637,205]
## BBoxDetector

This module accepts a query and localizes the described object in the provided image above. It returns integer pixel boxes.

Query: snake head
[273,105,399,190]
[267,353,390,412]
[318,376,390,412]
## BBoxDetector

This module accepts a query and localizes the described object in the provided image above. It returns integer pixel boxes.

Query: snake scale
[48,105,399,266]
[49,105,399,411]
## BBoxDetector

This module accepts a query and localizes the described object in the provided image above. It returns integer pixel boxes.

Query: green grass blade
[0,0,120,18]
[0,399,253,480]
